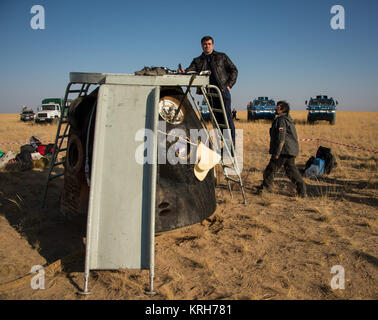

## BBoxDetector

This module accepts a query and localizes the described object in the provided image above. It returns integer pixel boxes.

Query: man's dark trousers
[262,154,306,195]
[213,89,235,145]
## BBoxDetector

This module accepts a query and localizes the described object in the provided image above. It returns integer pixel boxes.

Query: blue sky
[0,0,377,112]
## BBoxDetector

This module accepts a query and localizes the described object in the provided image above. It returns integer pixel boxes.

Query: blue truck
[247,97,276,121]
[306,95,338,125]
[199,99,211,122]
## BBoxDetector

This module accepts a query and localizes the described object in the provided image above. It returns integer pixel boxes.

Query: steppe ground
[0,110,377,300]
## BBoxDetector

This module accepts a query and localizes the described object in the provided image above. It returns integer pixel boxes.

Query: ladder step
[222,155,236,162]
[202,85,248,206]
[53,148,67,154]
[53,160,65,167]
[223,163,237,170]
[205,93,219,97]
[223,164,240,174]
[49,172,65,180]
[225,176,240,183]
[43,83,89,207]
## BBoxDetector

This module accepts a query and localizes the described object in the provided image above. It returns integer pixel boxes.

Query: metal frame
[189,85,247,205]
[43,72,247,296]
[42,82,94,207]
[67,73,209,295]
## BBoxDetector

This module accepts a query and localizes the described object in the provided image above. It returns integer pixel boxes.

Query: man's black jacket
[186,50,238,91]
[269,113,299,157]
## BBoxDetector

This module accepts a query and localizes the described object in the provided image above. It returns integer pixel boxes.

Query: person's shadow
[274,166,377,208]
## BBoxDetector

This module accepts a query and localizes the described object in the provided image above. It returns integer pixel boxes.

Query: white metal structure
[43,72,247,294]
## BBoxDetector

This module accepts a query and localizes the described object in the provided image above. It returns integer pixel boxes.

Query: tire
[330,119,335,125]
[66,133,84,174]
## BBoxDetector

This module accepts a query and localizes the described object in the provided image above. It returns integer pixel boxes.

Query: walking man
[257,101,307,197]
[179,36,238,145]
[232,108,237,120]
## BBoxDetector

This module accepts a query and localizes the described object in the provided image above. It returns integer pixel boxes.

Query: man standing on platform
[178,36,238,146]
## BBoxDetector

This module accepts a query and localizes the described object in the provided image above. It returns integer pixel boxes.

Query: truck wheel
[67,133,84,174]
[330,119,335,125]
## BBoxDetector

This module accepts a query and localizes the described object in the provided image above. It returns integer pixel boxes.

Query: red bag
[37,144,54,155]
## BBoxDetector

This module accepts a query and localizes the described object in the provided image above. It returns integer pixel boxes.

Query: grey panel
[69,72,209,87]
[86,84,158,270]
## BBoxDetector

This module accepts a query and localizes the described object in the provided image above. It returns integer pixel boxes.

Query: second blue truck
[247,97,276,121]
[306,95,338,125]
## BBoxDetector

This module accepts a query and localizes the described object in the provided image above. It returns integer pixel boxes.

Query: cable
[85,102,97,186]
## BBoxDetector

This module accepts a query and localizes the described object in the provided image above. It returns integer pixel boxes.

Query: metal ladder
[189,84,247,205]
[41,82,92,207]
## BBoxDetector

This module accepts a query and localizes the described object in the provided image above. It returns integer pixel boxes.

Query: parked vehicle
[247,97,276,121]
[306,95,338,125]
[20,106,35,121]
[199,99,211,121]
[35,98,71,123]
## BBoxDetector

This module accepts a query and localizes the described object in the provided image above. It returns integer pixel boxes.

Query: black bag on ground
[14,147,33,171]
[316,146,337,174]
[20,144,35,154]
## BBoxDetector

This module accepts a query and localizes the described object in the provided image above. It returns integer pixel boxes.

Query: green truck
[35,98,71,123]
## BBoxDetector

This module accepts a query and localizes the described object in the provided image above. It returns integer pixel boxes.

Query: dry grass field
[0,110,377,300]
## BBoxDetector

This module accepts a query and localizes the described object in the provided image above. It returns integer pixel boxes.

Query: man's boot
[297,182,307,198]
[255,183,272,195]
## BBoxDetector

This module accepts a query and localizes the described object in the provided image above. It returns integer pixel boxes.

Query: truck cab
[35,102,61,123]
[247,97,276,121]
[306,95,338,125]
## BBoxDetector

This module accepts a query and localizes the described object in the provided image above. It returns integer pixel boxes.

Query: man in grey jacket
[258,101,307,197]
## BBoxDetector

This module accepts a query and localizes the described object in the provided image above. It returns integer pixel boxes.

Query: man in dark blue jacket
[179,36,238,145]
[258,101,307,197]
